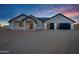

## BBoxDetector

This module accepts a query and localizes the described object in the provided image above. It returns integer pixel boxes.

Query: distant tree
[74,24,79,30]
[0,24,1,29]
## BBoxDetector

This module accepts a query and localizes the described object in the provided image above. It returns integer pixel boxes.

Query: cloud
[0,19,9,26]
[49,5,79,18]
[0,21,9,26]
[63,12,79,17]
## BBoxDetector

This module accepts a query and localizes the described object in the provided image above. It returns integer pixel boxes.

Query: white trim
[33,23,36,30]
[54,23,57,30]
[24,21,26,30]
[44,23,47,30]
[13,20,15,30]
[71,24,74,30]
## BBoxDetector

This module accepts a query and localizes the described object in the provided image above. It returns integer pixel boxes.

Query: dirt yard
[0,30,79,54]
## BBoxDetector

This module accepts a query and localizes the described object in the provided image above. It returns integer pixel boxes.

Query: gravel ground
[0,30,79,54]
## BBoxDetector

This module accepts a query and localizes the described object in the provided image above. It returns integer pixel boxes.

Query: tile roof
[8,14,27,22]
[37,18,50,23]
[48,13,75,23]
[8,13,75,23]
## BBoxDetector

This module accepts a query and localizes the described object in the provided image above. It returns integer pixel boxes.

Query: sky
[0,4,79,26]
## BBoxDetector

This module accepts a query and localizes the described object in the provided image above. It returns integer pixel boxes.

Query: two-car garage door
[49,23,71,30]
[59,23,71,30]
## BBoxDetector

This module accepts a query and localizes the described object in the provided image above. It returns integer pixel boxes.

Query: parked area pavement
[0,30,79,54]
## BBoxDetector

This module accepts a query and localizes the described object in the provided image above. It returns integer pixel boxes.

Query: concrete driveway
[0,30,79,54]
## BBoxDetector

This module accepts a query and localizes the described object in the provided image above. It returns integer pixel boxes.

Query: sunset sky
[0,4,79,26]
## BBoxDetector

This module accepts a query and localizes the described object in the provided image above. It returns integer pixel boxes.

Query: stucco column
[33,23,36,31]
[24,21,26,30]
[54,23,57,30]
[13,20,15,30]
[71,24,74,30]
[44,23,47,30]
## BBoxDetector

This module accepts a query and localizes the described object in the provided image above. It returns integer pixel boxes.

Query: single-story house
[8,13,75,30]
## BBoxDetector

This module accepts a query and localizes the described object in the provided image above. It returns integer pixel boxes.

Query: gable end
[8,14,27,23]
[45,13,75,23]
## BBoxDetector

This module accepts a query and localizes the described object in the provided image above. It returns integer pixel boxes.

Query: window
[37,23,40,27]
[19,22,24,27]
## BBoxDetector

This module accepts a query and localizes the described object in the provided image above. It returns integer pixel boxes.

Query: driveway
[0,30,79,54]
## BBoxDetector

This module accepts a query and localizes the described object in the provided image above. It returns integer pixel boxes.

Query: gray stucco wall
[44,15,74,30]
[45,15,74,23]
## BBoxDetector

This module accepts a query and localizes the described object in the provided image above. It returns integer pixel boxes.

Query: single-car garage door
[59,23,71,30]
[50,23,54,30]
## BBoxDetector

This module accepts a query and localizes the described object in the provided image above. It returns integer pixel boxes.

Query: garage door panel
[59,23,71,30]
[50,23,54,30]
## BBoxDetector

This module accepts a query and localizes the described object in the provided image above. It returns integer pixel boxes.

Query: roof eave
[8,14,27,23]
[47,13,75,23]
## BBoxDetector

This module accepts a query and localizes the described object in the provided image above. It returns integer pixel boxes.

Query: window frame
[19,21,24,27]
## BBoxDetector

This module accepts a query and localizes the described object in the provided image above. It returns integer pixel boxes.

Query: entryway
[26,20,33,30]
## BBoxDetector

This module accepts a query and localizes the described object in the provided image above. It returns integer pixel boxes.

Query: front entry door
[29,23,33,29]
[26,20,33,30]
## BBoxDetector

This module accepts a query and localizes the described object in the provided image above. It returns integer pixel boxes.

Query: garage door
[59,23,71,30]
[50,23,54,30]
